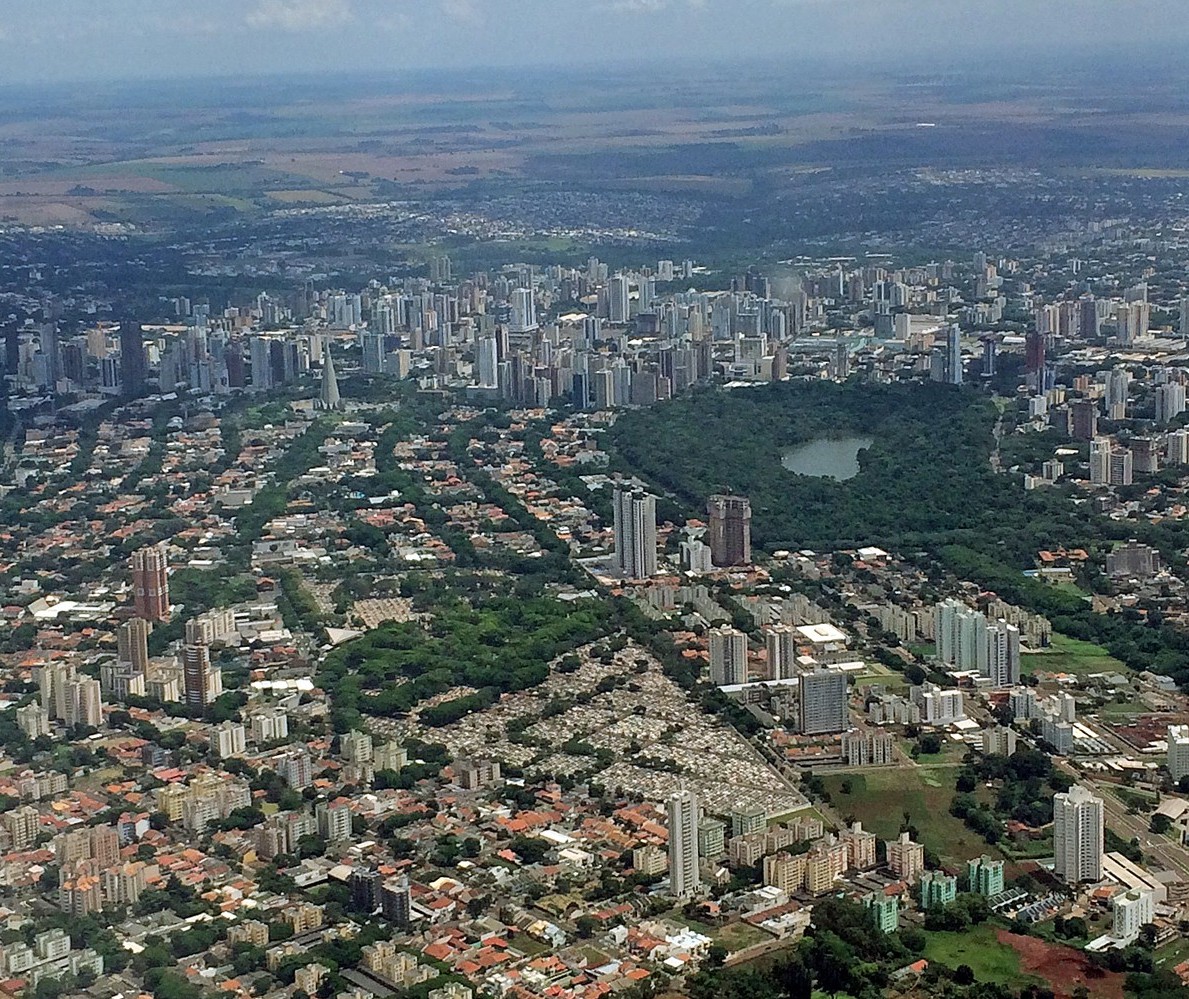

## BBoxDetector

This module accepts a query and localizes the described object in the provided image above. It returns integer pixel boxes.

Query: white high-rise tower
[1053,785,1104,884]
[666,789,700,898]
[612,485,657,579]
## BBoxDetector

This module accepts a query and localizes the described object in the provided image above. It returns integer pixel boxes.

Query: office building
[666,790,700,898]
[967,856,1005,897]
[984,620,1020,688]
[509,288,537,333]
[1070,398,1098,441]
[706,494,752,567]
[798,669,848,735]
[608,276,630,324]
[709,626,748,686]
[1053,785,1104,884]
[130,544,170,622]
[119,321,146,398]
[612,485,657,579]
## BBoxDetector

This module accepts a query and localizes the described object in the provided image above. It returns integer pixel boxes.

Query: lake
[780,436,874,481]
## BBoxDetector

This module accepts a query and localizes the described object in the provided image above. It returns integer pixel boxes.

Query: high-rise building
[885,831,925,883]
[1089,437,1111,485]
[707,627,747,687]
[612,485,657,579]
[706,495,752,567]
[1053,785,1104,884]
[380,876,411,926]
[214,721,246,758]
[1167,725,1189,781]
[183,643,215,709]
[1109,444,1133,486]
[945,323,963,385]
[117,618,151,672]
[766,624,798,680]
[935,598,987,671]
[1156,383,1186,425]
[798,669,848,735]
[1070,399,1098,441]
[967,856,1005,897]
[920,871,958,908]
[120,321,146,398]
[130,544,170,622]
[666,790,700,898]
[509,288,537,333]
[608,276,631,324]
[984,620,1020,688]
[1167,429,1189,465]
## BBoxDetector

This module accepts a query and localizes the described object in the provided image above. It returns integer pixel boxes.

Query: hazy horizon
[2,0,1187,86]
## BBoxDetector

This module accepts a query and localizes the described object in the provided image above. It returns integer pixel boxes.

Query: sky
[0,0,1186,85]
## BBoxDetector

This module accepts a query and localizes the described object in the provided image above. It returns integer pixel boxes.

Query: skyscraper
[1053,784,1104,884]
[608,276,631,324]
[766,624,798,680]
[130,544,170,622]
[120,321,146,398]
[183,642,221,710]
[798,669,848,735]
[612,485,657,579]
[509,288,537,333]
[935,598,987,671]
[666,789,700,898]
[708,626,748,686]
[117,618,151,673]
[1089,437,1111,485]
[706,495,752,567]
[984,620,1020,688]
[946,323,963,385]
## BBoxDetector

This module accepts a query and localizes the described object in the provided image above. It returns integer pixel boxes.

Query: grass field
[922,923,1037,989]
[1022,633,1126,677]
[716,921,771,953]
[820,768,995,864]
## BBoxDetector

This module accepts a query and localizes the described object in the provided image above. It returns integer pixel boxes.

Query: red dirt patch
[997,930,1125,999]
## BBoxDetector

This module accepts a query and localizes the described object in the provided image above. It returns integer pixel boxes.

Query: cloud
[439,0,482,24]
[605,0,706,11]
[246,0,354,30]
